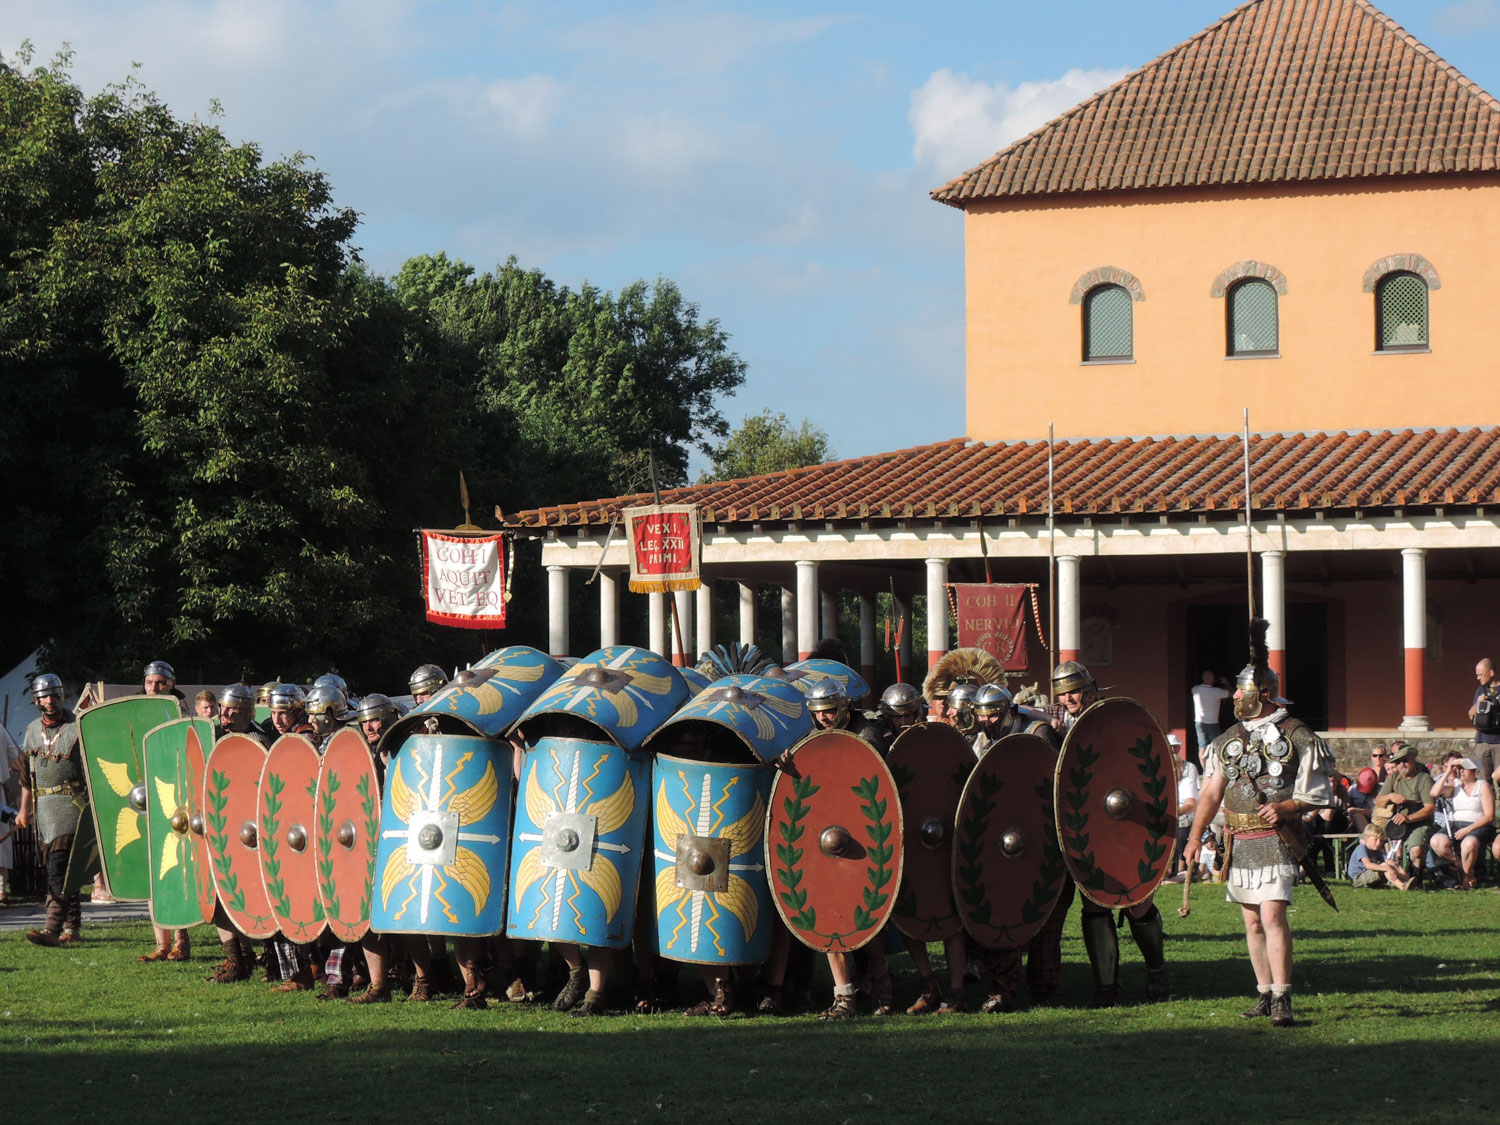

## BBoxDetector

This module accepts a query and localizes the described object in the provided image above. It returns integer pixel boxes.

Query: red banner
[624,504,700,593]
[422,531,508,629]
[952,583,1030,671]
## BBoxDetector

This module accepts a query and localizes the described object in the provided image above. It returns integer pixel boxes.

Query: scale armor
[1211,716,1321,871]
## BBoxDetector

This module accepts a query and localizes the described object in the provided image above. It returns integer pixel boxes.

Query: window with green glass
[1376,272,1429,350]
[1083,284,1132,361]
[1227,279,1278,356]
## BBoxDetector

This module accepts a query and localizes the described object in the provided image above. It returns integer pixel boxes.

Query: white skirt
[1224,862,1298,905]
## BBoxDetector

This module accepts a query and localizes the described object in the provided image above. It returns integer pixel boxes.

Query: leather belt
[36,781,85,798]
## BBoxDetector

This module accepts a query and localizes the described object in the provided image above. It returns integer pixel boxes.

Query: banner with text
[624,504,701,593]
[422,531,508,629]
[952,583,1031,671]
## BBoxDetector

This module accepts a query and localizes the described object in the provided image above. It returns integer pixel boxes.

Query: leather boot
[167,933,191,962]
[1080,907,1120,1005]
[208,939,251,983]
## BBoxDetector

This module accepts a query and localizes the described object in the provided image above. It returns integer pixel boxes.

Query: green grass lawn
[4,885,1497,1124]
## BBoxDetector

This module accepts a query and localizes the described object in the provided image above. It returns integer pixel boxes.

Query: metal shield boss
[648,673,812,764]
[508,736,650,948]
[144,718,216,928]
[781,658,871,702]
[954,732,1068,950]
[316,728,381,942]
[258,735,326,943]
[385,646,564,751]
[372,734,512,937]
[513,646,690,752]
[766,728,904,953]
[204,733,279,939]
[887,723,973,942]
[651,754,773,966]
[77,694,183,900]
[1054,697,1177,909]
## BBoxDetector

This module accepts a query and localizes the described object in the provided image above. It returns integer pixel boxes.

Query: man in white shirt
[1191,671,1231,756]
[1166,734,1200,882]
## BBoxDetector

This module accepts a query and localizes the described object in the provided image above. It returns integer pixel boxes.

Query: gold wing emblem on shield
[655,787,691,860]
[389,758,419,823]
[449,760,499,825]
[154,777,183,876]
[100,758,134,797]
[655,864,686,914]
[578,852,623,921]
[449,846,491,913]
[721,874,759,940]
[379,851,415,909]
[524,765,556,827]
[719,791,765,859]
[586,773,636,836]
[512,847,547,906]
[115,806,141,854]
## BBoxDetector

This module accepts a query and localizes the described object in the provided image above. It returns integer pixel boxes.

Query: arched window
[1226,278,1278,356]
[1083,284,1133,362]
[1376,271,1429,350]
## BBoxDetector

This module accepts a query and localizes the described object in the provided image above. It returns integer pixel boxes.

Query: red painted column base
[1404,647,1424,718]
[1268,649,1286,700]
[1059,649,1080,665]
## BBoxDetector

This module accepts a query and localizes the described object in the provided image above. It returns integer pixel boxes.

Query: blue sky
[9,1,1500,474]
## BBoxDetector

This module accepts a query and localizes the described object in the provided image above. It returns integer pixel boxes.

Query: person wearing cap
[139,662,191,965]
[16,674,86,947]
[1185,621,1335,1028]
[1373,742,1435,886]
[1345,767,1381,833]
[1430,755,1493,889]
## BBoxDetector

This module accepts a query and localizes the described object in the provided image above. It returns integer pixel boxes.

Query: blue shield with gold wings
[512,646,689,752]
[679,666,712,696]
[506,736,651,949]
[644,674,811,764]
[381,647,564,755]
[371,734,512,937]
[651,754,773,965]
[781,659,871,702]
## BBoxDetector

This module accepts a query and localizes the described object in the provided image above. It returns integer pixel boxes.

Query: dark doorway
[1185,602,1329,732]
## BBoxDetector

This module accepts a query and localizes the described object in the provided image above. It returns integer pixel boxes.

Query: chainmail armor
[22,712,85,844]
[1213,716,1319,872]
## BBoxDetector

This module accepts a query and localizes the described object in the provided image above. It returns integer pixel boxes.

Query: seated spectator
[1374,743,1435,885]
[1365,745,1391,784]
[1196,831,1219,882]
[1345,768,1379,832]
[1432,756,1496,889]
[1347,827,1413,890]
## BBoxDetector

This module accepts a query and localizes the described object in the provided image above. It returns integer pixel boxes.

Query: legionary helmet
[305,683,349,719]
[143,660,176,686]
[268,683,307,713]
[1050,661,1094,697]
[218,682,257,709]
[408,664,448,698]
[257,681,279,706]
[1234,618,1287,717]
[879,682,923,719]
[313,672,349,696]
[355,693,397,723]
[805,678,849,719]
[30,673,64,700]
[947,680,980,732]
[973,683,1014,718]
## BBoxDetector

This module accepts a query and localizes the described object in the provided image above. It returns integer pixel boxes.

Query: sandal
[684,979,734,1017]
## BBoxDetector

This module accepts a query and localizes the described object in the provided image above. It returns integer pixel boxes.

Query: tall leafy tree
[704,409,834,482]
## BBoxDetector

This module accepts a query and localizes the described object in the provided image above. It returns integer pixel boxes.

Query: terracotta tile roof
[933,0,1500,205]
[504,428,1500,528]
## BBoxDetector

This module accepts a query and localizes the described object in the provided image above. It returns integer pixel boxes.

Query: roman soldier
[304,683,349,751]
[215,682,267,746]
[408,663,449,705]
[17,674,86,947]
[923,647,1005,726]
[139,661,191,965]
[859,682,924,756]
[971,684,1059,756]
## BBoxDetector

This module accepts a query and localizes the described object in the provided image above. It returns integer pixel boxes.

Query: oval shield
[766,728,904,953]
[507,735,651,949]
[259,734,326,943]
[514,646,690,751]
[781,659,871,703]
[315,729,381,942]
[144,718,216,928]
[953,732,1067,950]
[650,753,774,965]
[372,734,513,937]
[887,723,973,942]
[644,674,811,764]
[204,733,279,939]
[78,694,183,900]
[1054,698,1177,909]
[386,647,565,750]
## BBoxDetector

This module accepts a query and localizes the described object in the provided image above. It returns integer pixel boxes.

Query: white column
[925,558,949,668]
[780,587,796,664]
[738,583,757,647]
[695,581,714,661]
[1401,547,1430,731]
[672,589,694,666]
[547,565,570,658]
[648,592,667,658]
[859,594,877,691]
[795,560,820,661]
[1261,550,1285,692]
[1057,555,1081,663]
[598,570,620,649]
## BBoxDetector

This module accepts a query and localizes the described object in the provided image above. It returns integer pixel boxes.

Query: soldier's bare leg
[820,951,860,1019]
[207,901,253,982]
[350,933,392,1003]
[1241,901,1294,1025]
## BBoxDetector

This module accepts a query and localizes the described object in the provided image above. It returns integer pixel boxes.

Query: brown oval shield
[886,723,973,942]
[316,729,381,942]
[1054,697,1177,909]
[765,728,903,953]
[953,732,1067,950]
[259,734,326,944]
[204,733,278,939]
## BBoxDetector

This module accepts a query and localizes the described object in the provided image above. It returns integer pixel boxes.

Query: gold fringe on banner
[628,578,703,594]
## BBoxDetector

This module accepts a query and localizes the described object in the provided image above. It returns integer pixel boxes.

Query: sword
[1257,792,1338,912]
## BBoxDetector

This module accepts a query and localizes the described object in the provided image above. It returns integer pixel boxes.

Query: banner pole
[1047,423,1057,678]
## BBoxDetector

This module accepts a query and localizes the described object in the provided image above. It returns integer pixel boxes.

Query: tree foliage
[704,409,833,482]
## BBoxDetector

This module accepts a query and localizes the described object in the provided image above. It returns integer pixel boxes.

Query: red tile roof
[933,0,1500,205]
[504,428,1500,528]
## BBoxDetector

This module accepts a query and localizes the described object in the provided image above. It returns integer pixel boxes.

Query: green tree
[704,409,833,482]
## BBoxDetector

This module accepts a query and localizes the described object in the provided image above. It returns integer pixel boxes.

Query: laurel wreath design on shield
[357,774,378,920]
[1021,778,1067,924]
[261,772,292,919]
[1061,742,1107,892]
[316,772,342,919]
[850,775,895,934]
[956,771,1003,925]
[1128,735,1172,884]
[205,768,246,912]
[774,774,819,932]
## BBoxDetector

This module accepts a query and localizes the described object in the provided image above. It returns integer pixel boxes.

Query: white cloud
[908,66,1129,177]
[483,74,563,138]
[1433,0,1500,35]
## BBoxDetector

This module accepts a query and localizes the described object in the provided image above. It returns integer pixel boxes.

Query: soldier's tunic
[1205,708,1334,904]
[20,708,85,936]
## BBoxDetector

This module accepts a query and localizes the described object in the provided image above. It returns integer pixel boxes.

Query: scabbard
[1275,822,1339,912]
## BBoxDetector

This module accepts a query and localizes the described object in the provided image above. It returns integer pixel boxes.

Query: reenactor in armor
[409,663,448,705]
[945,681,980,740]
[304,683,349,751]
[924,647,1005,725]
[866,682,924,753]
[139,661,192,965]
[16,674,86,947]
[206,684,274,984]
[971,684,1060,756]
[1185,621,1334,1028]
[1045,660,1171,1007]
[267,683,313,737]
[806,679,854,731]
[256,681,279,708]
[355,694,399,770]
[215,683,267,746]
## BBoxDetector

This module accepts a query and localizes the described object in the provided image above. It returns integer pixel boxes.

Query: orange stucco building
[508,0,1500,748]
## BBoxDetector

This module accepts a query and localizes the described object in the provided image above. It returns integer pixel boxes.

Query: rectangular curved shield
[145,718,216,928]
[507,735,650,948]
[372,734,513,937]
